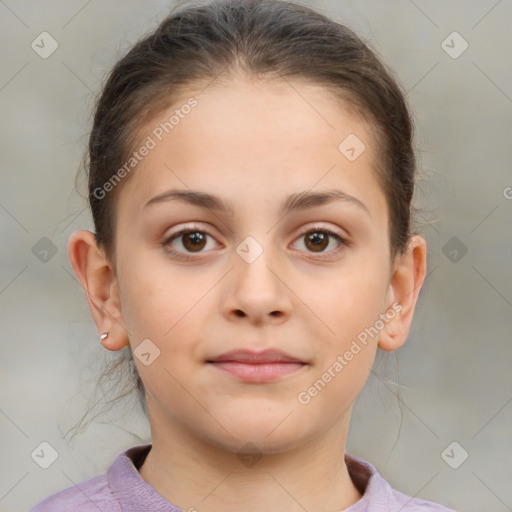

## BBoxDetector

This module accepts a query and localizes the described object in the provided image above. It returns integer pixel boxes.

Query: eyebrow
[143,188,370,217]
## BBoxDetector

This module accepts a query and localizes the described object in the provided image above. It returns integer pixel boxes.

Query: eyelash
[162,224,347,261]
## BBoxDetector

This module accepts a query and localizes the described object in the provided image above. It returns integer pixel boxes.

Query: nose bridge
[235,233,279,291]
[227,232,290,319]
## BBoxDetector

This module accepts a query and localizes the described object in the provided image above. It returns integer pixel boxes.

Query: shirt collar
[108,443,390,511]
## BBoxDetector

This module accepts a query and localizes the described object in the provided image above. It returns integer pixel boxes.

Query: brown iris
[182,231,207,252]
[305,231,329,252]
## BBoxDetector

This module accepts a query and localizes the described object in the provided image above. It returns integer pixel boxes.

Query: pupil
[189,233,203,244]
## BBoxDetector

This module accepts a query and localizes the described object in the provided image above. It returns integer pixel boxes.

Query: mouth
[206,349,308,383]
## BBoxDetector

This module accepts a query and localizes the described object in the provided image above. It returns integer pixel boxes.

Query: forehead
[119,75,386,219]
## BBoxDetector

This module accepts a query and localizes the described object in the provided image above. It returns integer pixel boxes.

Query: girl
[30,0,456,510]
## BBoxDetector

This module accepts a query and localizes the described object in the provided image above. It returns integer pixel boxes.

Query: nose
[222,240,293,325]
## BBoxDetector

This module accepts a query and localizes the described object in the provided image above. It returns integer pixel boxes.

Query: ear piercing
[100,332,109,341]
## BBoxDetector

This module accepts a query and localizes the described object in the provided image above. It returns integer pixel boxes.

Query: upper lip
[207,349,305,364]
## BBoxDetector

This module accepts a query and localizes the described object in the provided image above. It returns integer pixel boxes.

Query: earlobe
[67,230,130,351]
[378,235,427,352]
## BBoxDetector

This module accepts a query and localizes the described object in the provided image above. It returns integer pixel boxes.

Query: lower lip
[208,361,306,382]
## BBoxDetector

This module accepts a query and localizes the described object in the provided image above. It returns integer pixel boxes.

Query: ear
[68,230,129,351]
[378,234,427,352]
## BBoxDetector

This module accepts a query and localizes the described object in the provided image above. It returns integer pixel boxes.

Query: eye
[292,227,346,257]
[163,227,218,259]
[162,225,347,260]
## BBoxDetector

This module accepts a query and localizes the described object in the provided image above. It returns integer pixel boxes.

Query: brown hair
[88,0,416,263]
[68,0,418,441]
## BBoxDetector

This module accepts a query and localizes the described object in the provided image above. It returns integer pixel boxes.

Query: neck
[138,408,362,512]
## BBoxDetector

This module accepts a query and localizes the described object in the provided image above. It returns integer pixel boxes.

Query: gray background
[1,1,511,511]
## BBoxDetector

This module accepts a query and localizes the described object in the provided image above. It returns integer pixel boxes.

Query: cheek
[308,254,388,391]
[117,263,208,405]
[117,252,221,381]
[297,269,385,415]
[319,257,389,338]
[117,245,197,336]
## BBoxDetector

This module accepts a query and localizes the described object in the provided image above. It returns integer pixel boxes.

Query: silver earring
[100,332,109,341]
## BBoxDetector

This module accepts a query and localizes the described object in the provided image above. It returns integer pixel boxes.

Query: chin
[204,416,312,456]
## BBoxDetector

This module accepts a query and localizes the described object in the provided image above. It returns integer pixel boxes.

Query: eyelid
[164,222,217,240]
[296,223,347,240]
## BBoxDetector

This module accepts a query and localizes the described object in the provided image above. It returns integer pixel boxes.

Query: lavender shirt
[28,444,456,511]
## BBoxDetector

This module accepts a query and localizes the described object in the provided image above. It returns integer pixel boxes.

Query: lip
[208,349,304,364]
[207,349,308,383]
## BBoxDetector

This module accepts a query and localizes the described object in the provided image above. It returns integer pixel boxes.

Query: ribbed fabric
[28,443,456,511]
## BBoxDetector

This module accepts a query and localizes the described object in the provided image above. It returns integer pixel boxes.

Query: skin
[69,74,427,512]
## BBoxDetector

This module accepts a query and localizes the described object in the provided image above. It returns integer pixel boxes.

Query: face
[112,75,395,454]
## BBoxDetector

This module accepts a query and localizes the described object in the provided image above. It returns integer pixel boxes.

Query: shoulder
[384,486,458,511]
[28,443,154,512]
[345,453,458,511]
[27,472,119,512]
